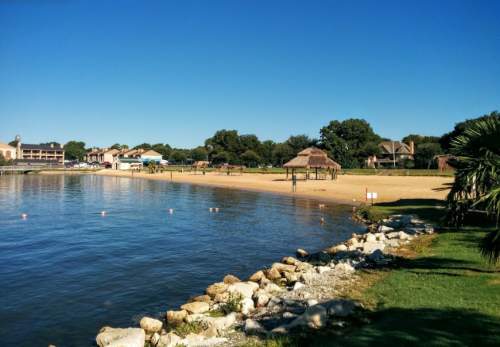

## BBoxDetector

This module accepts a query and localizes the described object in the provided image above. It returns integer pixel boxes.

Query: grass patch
[165,321,206,337]
[389,169,455,177]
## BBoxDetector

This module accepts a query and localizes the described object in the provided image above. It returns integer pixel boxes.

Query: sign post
[366,192,378,205]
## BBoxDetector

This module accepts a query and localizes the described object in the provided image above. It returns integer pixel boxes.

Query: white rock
[201,312,237,331]
[283,312,299,319]
[240,297,255,314]
[267,325,289,336]
[378,225,394,232]
[140,317,163,333]
[246,281,260,293]
[266,296,282,308]
[263,283,283,293]
[181,302,210,314]
[96,327,145,347]
[179,333,204,346]
[363,242,386,253]
[157,332,181,347]
[293,282,304,291]
[288,305,327,328]
[306,299,318,307]
[334,263,355,273]
[243,319,265,333]
[365,233,377,242]
[227,282,255,299]
[321,299,356,317]
[316,266,331,274]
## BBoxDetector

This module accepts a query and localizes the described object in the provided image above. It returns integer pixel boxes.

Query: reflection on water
[0,174,365,347]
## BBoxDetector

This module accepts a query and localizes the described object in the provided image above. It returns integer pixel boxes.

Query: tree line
[3,111,497,168]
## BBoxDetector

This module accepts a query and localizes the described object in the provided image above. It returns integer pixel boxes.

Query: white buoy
[169,209,173,213]
[22,214,27,219]
[101,211,106,216]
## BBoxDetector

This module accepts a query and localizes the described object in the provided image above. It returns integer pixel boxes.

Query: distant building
[16,141,65,165]
[0,142,16,160]
[84,148,120,163]
[367,141,414,168]
[113,148,163,163]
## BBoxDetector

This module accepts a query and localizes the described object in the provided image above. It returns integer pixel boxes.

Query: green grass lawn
[258,199,500,347]
[389,169,455,177]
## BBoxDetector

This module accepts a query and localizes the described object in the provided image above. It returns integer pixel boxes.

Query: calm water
[0,174,365,347]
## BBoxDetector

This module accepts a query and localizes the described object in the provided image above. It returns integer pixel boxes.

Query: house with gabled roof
[368,141,414,168]
[0,142,16,160]
[84,148,120,163]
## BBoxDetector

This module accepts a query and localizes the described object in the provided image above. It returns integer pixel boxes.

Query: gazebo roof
[283,148,341,170]
[192,160,210,168]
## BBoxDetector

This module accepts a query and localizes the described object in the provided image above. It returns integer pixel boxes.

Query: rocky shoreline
[93,213,438,347]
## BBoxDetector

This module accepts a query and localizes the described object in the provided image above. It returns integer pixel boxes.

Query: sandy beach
[92,170,453,205]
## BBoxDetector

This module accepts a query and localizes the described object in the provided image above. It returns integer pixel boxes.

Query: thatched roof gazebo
[283,148,341,180]
[215,164,246,175]
[192,160,210,174]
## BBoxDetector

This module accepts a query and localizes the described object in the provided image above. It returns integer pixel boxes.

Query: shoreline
[39,169,453,205]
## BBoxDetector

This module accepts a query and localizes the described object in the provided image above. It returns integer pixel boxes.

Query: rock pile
[94,214,437,347]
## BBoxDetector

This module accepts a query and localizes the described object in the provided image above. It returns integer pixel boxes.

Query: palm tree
[444,116,500,264]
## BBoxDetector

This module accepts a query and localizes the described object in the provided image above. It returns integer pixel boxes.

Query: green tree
[273,143,294,167]
[440,111,500,153]
[240,150,261,167]
[205,130,241,164]
[211,151,230,165]
[133,143,152,150]
[8,140,18,147]
[444,116,500,264]
[402,134,440,148]
[40,141,61,146]
[414,143,442,169]
[152,143,172,159]
[319,118,382,164]
[285,134,315,156]
[64,141,86,161]
[121,144,129,150]
[0,154,16,166]
[110,143,121,150]
[261,140,276,165]
[190,147,208,161]
[171,150,187,164]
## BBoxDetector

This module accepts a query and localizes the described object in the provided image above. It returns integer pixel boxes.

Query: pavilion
[283,148,341,180]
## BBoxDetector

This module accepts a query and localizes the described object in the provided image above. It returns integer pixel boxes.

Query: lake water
[0,174,365,347]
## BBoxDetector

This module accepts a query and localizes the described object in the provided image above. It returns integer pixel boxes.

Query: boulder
[363,242,386,253]
[325,245,347,254]
[223,274,241,284]
[240,297,255,315]
[378,225,394,232]
[316,266,331,274]
[253,291,270,307]
[271,262,297,274]
[306,299,318,307]
[365,233,376,242]
[398,231,411,240]
[151,333,160,346]
[386,231,399,239]
[266,296,282,308]
[309,251,332,262]
[227,282,255,299]
[205,282,229,296]
[296,249,309,258]
[266,267,282,279]
[193,295,213,304]
[157,332,181,347]
[334,263,355,273]
[181,302,210,314]
[140,317,162,333]
[199,325,218,338]
[179,333,204,345]
[288,305,327,328]
[201,312,238,331]
[166,310,188,323]
[346,237,359,247]
[246,281,259,292]
[243,319,265,333]
[213,292,229,303]
[267,325,289,336]
[283,271,299,284]
[368,249,384,262]
[185,314,207,324]
[293,282,304,291]
[96,327,145,347]
[263,283,284,293]
[248,270,265,282]
[283,312,299,319]
[321,299,356,317]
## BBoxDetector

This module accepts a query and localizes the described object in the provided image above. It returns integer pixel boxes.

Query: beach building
[84,148,120,163]
[0,142,16,160]
[283,148,341,180]
[367,141,414,168]
[113,148,163,163]
[16,140,65,164]
[112,157,143,170]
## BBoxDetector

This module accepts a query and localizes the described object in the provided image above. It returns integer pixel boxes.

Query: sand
[93,170,453,205]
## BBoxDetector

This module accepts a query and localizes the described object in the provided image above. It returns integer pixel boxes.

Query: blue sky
[1,0,499,149]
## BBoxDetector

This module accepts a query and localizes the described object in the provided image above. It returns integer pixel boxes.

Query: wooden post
[286,168,289,180]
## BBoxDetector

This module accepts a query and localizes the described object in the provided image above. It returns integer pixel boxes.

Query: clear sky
[1,0,499,149]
